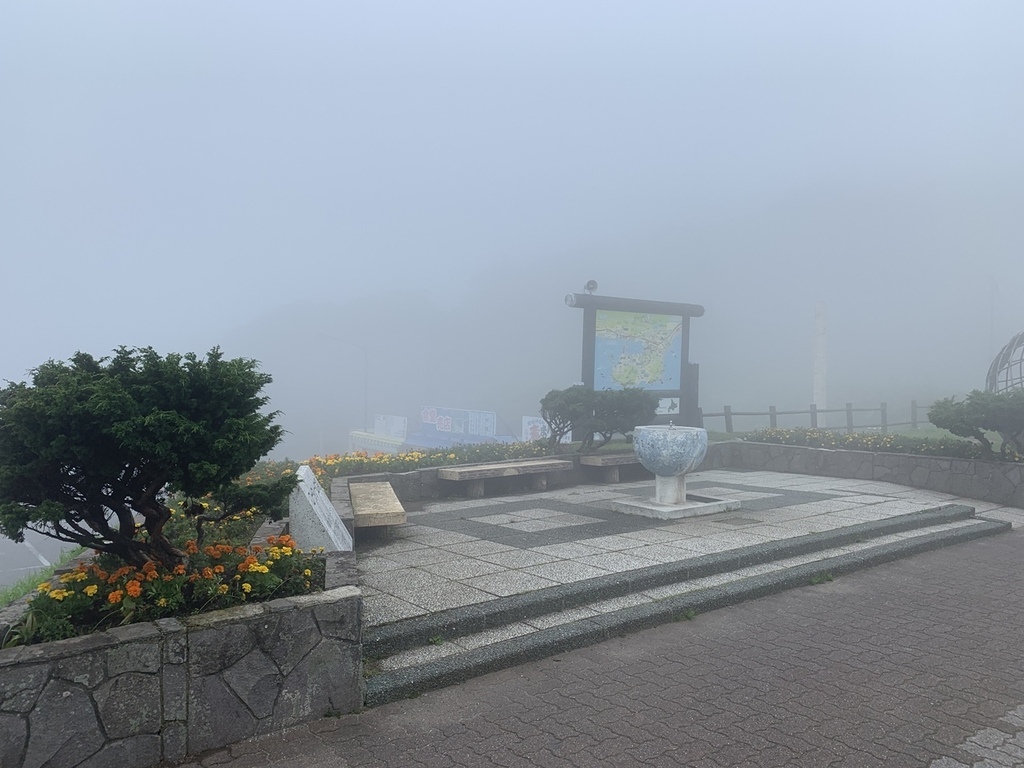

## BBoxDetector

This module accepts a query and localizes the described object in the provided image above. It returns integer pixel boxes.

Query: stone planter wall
[0,518,362,768]
[0,585,362,768]
[702,441,1024,508]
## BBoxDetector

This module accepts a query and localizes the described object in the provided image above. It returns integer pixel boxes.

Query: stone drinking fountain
[611,423,740,519]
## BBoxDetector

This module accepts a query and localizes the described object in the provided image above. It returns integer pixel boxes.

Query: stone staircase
[362,504,1009,707]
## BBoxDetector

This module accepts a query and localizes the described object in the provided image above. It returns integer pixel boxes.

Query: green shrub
[540,386,657,453]
[929,390,1024,458]
[0,347,295,569]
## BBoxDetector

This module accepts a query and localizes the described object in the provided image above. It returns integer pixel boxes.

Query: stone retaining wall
[703,441,1024,508]
[0,585,362,768]
[0,525,362,768]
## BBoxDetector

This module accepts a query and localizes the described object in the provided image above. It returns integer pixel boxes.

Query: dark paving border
[394,482,844,550]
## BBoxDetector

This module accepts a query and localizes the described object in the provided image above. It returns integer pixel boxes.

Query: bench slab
[579,454,641,467]
[579,453,642,483]
[437,459,573,498]
[436,459,573,481]
[349,481,407,528]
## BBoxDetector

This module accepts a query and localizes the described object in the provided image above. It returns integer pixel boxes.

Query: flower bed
[243,441,555,490]
[4,506,325,648]
[746,427,1023,462]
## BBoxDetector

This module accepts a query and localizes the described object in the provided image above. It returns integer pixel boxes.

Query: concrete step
[362,506,1010,707]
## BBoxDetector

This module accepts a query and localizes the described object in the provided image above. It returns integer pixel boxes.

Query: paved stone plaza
[169,468,1024,767]
[358,469,1016,628]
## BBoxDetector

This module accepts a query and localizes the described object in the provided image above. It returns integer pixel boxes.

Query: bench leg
[466,479,485,499]
[601,467,620,484]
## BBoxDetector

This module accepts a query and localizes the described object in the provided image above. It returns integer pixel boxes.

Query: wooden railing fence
[698,400,932,435]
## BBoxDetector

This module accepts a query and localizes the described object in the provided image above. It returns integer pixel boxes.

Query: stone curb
[363,504,977,659]
[363,517,1010,707]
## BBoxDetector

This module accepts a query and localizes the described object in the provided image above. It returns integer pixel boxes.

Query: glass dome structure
[986,331,1024,393]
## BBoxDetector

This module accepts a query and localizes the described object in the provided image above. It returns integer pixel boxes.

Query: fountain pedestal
[610,425,740,520]
[655,474,688,506]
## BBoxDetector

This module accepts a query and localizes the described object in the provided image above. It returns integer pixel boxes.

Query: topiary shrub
[0,347,295,569]
[540,386,658,453]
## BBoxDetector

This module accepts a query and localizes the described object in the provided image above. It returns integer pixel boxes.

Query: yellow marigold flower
[156,597,168,607]
[218,584,229,594]
[303,569,312,577]
[84,584,99,597]
[37,582,51,593]
[242,583,252,593]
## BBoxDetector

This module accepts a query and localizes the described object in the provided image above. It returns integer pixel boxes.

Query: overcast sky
[3,2,1023,458]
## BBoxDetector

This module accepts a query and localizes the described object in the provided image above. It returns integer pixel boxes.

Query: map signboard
[594,310,683,391]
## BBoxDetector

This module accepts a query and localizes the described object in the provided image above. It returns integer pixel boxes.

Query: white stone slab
[288,465,353,552]
[609,492,741,520]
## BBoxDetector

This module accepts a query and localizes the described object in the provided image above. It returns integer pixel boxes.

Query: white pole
[813,302,827,428]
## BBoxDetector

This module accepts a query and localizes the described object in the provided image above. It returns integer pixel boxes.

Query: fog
[3,2,1023,459]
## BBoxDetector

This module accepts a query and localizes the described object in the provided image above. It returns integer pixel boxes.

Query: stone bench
[348,481,407,529]
[436,458,573,499]
[579,453,642,483]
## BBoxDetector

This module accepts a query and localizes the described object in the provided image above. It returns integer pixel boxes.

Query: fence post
[810,404,818,429]
[911,400,918,430]
[723,405,733,433]
[846,403,854,434]
[769,405,777,429]
[880,402,887,434]
[697,406,705,429]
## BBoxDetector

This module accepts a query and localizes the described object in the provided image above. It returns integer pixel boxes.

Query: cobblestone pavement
[174,530,1024,768]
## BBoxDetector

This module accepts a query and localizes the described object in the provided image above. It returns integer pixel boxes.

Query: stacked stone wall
[0,586,362,768]
[703,442,1024,508]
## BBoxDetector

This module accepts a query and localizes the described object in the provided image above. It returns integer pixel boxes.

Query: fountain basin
[608,424,740,519]
[633,425,708,478]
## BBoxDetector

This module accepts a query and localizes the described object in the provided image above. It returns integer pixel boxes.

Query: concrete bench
[437,458,573,499]
[348,481,407,529]
[579,453,642,483]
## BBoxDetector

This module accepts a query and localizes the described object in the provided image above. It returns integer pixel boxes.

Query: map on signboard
[594,310,683,390]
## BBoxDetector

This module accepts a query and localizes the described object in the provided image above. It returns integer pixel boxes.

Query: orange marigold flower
[163,575,174,582]
[204,546,220,558]
[142,561,157,574]
[235,546,247,556]
[108,590,124,604]
[213,565,225,574]
[185,540,199,555]
[173,564,187,576]
[126,580,142,598]
[202,567,214,580]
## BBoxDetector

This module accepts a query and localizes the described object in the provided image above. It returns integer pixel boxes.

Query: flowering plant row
[5,506,324,646]
[745,428,1024,462]
[242,440,555,489]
